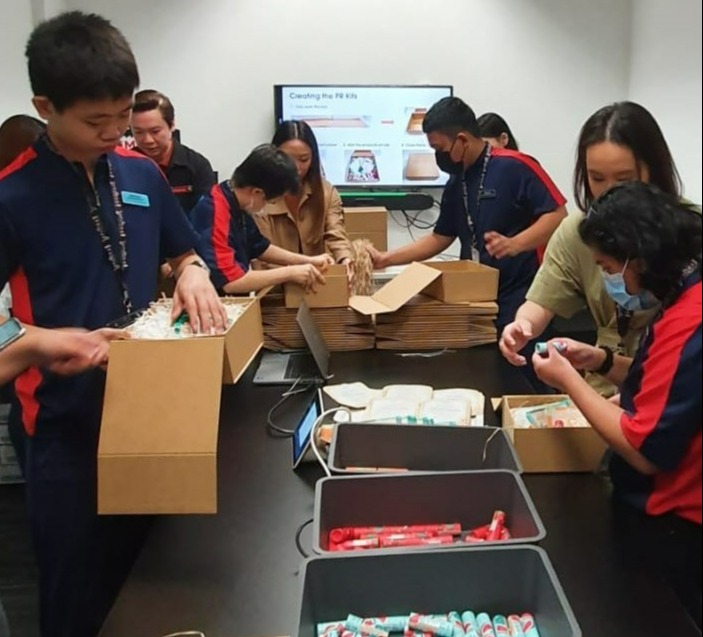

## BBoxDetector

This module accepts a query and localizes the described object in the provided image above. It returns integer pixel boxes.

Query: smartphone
[0,317,26,352]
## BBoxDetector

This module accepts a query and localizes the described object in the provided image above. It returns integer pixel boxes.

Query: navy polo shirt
[613,273,702,524]
[434,147,566,326]
[0,138,198,440]
[191,182,271,291]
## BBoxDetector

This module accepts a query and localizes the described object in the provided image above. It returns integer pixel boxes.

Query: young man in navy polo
[192,144,333,294]
[371,97,567,331]
[0,12,226,637]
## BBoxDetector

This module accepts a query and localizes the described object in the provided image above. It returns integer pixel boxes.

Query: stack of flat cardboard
[261,293,375,352]
[375,295,498,350]
[350,261,500,351]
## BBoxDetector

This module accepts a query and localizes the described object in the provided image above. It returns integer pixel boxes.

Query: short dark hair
[232,144,300,199]
[422,97,480,137]
[25,11,139,111]
[579,182,701,302]
[574,102,681,211]
[273,120,324,218]
[477,112,519,151]
[133,90,175,127]
[0,115,46,170]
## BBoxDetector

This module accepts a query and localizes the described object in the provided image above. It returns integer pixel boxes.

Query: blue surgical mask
[601,262,659,312]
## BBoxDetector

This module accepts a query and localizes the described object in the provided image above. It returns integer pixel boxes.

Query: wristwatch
[595,346,615,375]
[0,317,26,352]
[187,258,210,275]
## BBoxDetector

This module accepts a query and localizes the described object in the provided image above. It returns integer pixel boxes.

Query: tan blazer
[255,179,353,263]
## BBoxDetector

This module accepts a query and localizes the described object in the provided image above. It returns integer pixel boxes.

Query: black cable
[295,518,314,558]
[266,380,316,437]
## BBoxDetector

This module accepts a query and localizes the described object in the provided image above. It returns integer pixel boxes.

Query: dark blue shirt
[613,273,702,523]
[434,147,566,326]
[0,139,197,440]
[190,182,271,291]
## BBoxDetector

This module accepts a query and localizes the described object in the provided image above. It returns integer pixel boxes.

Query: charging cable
[266,377,316,437]
[310,406,353,477]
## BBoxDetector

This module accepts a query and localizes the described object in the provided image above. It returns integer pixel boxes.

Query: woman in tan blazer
[257,120,354,278]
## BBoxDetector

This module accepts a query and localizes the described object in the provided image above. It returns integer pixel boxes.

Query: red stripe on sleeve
[211,186,245,282]
[620,284,702,449]
[493,148,567,206]
[8,268,43,436]
[0,148,37,181]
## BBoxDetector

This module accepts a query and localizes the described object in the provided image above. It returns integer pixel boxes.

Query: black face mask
[435,138,465,175]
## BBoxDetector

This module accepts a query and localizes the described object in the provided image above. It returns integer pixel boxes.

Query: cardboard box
[98,297,264,515]
[501,395,608,473]
[348,231,387,252]
[284,264,349,308]
[349,262,441,315]
[423,260,499,303]
[344,207,388,251]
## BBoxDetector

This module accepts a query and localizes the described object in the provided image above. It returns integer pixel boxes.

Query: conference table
[100,348,701,637]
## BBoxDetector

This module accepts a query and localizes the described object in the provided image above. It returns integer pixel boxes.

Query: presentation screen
[274,85,453,188]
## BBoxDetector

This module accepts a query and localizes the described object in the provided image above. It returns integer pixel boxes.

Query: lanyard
[87,160,132,314]
[42,135,133,313]
[461,144,492,260]
[615,306,633,352]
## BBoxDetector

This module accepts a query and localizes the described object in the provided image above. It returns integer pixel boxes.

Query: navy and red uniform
[190,181,270,290]
[435,146,566,328]
[150,138,216,217]
[613,271,702,626]
[0,137,198,637]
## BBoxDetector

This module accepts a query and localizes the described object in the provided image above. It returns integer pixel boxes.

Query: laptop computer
[292,388,324,468]
[253,300,331,385]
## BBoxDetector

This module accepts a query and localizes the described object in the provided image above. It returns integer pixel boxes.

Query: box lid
[349,262,441,315]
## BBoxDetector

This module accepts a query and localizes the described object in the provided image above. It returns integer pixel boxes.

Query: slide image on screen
[403,151,440,181]
[275,85,452,187]
[345,149,381,183]
[304,116,370,128]
[405,107,428,135]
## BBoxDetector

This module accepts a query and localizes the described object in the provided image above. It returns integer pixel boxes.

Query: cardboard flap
[99,338,224,456]
[350,262,441,315]
[349,295,397,315]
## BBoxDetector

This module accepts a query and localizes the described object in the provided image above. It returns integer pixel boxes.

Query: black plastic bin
[328,423,522,474]
[296,545,582,637]
[313,470,545,554]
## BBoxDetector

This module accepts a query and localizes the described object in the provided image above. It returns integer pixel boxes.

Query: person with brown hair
[257,120,354,278]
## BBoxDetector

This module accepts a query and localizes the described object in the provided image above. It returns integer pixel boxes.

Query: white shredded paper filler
[127,299,245,340]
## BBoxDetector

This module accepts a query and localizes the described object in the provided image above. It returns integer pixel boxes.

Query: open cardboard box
[284,264,349,308]
[423,260,499,303]
[349,262,441,315]
[501,395,608,473]
[97,296,264,515]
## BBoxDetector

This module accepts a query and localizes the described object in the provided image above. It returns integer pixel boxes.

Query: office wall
[629,0,702,204]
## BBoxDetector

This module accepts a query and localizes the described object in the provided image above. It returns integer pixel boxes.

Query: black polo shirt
[159,140,216,216]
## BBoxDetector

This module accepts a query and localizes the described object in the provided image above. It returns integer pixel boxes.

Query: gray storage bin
[328,423,522,474]
[313,470,545,554]
[297,545,581,637]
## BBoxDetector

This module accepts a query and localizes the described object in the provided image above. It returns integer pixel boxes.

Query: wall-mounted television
[274,84,453,189]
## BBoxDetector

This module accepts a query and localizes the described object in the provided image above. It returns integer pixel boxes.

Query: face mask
[601,262,659,312]
[244,193,266,217]
[435,138,464,175]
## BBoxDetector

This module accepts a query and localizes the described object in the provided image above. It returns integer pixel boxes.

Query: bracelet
[595,346,615,375]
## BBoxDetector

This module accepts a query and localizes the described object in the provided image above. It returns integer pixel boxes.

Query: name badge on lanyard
[121,191,150,207]
[462,145,492,263]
